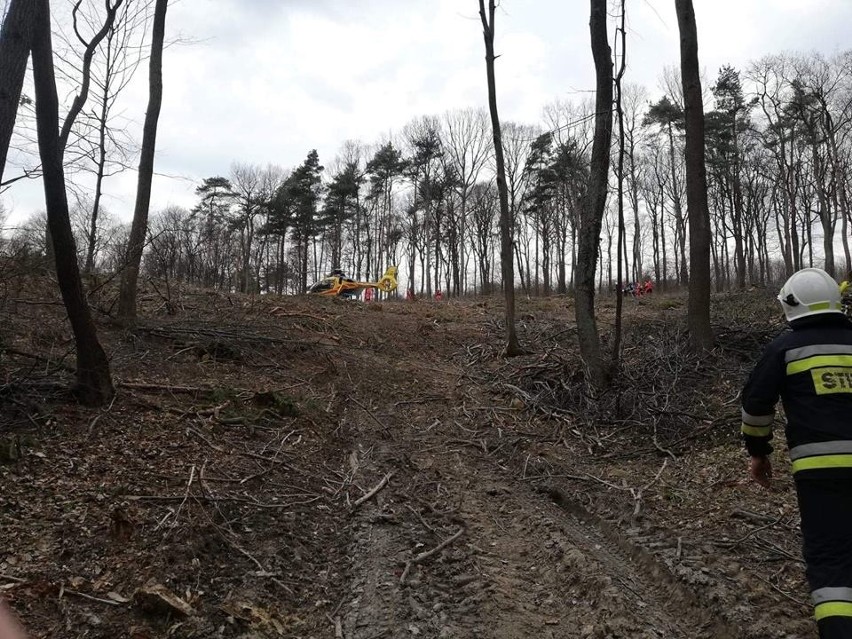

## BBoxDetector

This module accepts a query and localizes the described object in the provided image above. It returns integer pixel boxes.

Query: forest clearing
[3,0,852,637]
[0,280,811,638]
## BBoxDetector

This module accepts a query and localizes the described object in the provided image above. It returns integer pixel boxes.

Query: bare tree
[612,0,628,369]
[502,121,537,292]
[623,84,647,283]
[118,0,167,322]
[83,0,151,273]
[228,162,264,293]
[479,0,521,356]
[31,0,113,405]
[574,0,613,386]
[469,181,497,291]
[442,107,490,294]
[675,0,713,349]
[57,0,125,154]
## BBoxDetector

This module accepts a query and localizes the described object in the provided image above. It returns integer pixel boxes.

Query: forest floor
[0,274,816,638]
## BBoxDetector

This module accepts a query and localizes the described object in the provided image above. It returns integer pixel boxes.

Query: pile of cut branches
[486,295,784,457]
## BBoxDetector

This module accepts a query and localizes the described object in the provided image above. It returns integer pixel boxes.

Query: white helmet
[777,267,843,322]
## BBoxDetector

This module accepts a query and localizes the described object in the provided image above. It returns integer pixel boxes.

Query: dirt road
[334,317,739,639]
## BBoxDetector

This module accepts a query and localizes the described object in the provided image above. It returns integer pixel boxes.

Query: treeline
[5,52,852,297]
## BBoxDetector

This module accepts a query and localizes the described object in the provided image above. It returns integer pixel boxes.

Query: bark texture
[574,0,613,386]
[0,0,35,183]
[118,0,167,322]
[31,0,114,406]
[479,0,521,356]
[675,0,713,350]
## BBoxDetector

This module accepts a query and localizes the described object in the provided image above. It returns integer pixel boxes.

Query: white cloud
[3,0,852,225]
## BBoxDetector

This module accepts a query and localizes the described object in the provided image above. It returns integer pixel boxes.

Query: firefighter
[741,267,852,638]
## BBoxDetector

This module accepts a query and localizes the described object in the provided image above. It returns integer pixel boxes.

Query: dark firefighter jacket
[741,313,852,476]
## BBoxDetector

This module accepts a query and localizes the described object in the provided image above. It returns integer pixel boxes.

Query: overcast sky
[3,0,851,225]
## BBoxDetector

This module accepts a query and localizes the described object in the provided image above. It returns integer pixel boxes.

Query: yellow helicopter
[308,266,398,298]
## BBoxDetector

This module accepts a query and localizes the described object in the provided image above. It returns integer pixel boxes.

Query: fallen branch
[400,526,465,585]
[352,472,393,509]
[754,574,807,607]
[268,308,327,321]
[125,494,319,509]
[630,458,669,519]
[328,615,344,639]
[1,347,75,372]
[238,449,293,468]
[189,488,296,595]
[351,397,391,434]
[186,427,226,453]
[170,463,197,529]
[7,299,63,306]
[730,508,777,525]
[63,588,123,606]
[393,396,444,407]
[118,381,238,394]
[405,504,435,533]
[723,515,785,548]
[642,458,669,492]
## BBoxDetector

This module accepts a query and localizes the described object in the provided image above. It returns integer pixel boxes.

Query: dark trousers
[796,476,852,638]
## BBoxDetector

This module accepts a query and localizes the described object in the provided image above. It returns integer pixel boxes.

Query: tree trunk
[85,57,111,274]
[665,123,687,286]
[842,178,852,276]
[651,200,661,285]
[660,185,668,289]
[627,130,641,282]
[0,0,34,184]
[479,0,521,356]
[118,0,167,322]
[813,145,836,277]
[675,0,712,350]
[31,0,113,406]
[574,0,613,387]
[612,1,627,371]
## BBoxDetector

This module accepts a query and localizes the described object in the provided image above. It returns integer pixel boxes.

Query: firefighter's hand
[749,455,772,488]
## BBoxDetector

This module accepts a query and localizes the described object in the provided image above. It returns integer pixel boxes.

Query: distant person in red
[406,288,415,301]
[363,287,373,302]
[434,289,444,301]
[645,279,653,295]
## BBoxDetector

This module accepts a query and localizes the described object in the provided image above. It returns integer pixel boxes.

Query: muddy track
[334,347,742,638]
[541,483,738,638]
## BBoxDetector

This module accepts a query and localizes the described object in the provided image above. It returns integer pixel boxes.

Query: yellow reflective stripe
[741,423,772,437]
[792,454,852,473]
[815,601,852,621]
[812,368,852,394]
[809,302,832,312]
[787,355,852,375]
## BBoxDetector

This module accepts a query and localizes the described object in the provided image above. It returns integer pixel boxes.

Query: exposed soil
[0,280,815,638]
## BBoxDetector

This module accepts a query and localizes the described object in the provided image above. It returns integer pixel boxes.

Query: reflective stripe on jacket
[741,313,852,474]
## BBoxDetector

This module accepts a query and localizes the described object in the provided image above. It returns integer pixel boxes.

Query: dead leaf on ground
[134,582,196,618]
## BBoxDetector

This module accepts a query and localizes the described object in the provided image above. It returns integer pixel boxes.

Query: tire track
[336,332,741,637]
